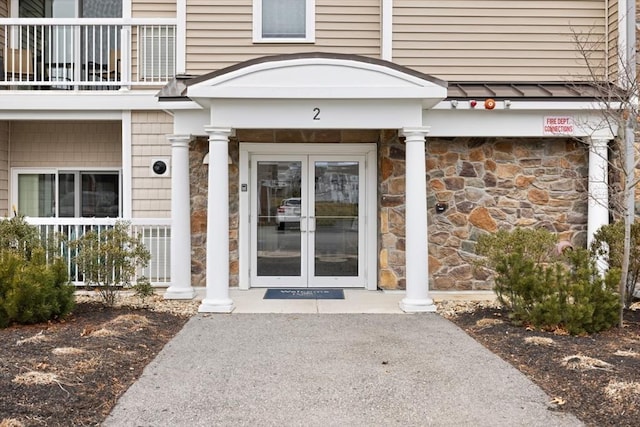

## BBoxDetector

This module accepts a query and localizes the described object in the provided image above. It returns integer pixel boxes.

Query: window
[14,170,120,218]
[253,0,315,43]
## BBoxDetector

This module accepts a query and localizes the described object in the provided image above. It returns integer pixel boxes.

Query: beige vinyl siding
[131,111,171,218]
[607,0,618,79]
[394,0,607,81]
[132,0,176,18]
[0,0,8,50]
[186,0,380,75]
[0,122,8,217]
[10,122,121,168]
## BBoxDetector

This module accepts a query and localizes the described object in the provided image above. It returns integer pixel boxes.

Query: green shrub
[590,220,640,307]
[0,215,40,259]
[476,228,620,334]
[132,277,155,304]
[0,249,75,328]
[72,221,150,307]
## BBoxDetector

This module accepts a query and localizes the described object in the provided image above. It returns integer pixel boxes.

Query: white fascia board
[0,91,186,111]
[193,58,441,88]
[0,110,122,120]
[425,109,617,138]
[210,99,423,129]
[434,100,623,111]
[188,86,445,100]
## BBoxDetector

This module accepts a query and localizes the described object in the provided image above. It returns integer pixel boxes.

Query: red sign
[543,116,574,135]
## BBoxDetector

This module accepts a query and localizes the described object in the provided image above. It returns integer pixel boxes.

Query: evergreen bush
[0,217,75,328]
[590,220,640,307]
[476,228,620,334]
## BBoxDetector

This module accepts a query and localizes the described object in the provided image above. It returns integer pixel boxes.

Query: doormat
[264,289,345,300]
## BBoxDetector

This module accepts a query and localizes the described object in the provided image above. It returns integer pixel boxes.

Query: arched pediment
[185,53,447,108]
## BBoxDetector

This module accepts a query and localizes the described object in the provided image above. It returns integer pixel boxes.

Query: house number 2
[313,107,320,120]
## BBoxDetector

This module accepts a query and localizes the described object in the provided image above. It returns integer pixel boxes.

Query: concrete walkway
[104,291,582,426]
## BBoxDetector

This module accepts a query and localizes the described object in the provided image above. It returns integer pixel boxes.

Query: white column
[199,127,234,313]
[121,110,132,219]
[400,128,436,313]
[164,134,196,300]
[588,137,610,268]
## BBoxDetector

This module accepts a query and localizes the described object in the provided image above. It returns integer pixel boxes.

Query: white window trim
[252,0,316,43]
[11,167,122,218]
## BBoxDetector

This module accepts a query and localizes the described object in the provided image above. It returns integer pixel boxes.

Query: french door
[250,154,366,287]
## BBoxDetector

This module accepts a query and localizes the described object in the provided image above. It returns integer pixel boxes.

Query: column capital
[167,134,193,148]
[204,127,233,139]
[588,136,612,146]
[400,127,431,139]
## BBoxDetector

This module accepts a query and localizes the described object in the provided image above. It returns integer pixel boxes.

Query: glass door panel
[254,159,305,284]
[250,154,365,288]
[312,161,359,277]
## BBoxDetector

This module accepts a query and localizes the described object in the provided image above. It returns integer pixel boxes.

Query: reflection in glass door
[255,159,304,283]
[311,159,359,279]
[251,155,364,288]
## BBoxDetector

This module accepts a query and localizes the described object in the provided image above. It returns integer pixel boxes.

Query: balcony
[0,18,176,90]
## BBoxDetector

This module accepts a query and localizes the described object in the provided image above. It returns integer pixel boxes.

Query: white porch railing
[0,18,176,89]
[25,217,171,286]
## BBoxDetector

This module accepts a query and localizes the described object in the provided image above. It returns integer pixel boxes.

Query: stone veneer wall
[189,136,240,287]
[190,130,589,291]
[380,134,589,291]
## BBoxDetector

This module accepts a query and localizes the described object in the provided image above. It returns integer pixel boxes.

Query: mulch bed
[0,302,189,427]
[448,307,640,427]
[2,300,640,426]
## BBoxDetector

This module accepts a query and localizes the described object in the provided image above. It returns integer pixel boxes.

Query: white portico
[160,53,446,312]
[158,53,614,313]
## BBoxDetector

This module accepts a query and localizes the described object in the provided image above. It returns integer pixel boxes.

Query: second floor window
[254,0,315,43]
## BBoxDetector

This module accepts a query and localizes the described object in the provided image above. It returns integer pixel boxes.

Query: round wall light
[150,158,170,177]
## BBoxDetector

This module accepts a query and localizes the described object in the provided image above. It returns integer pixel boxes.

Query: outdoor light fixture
[151,158,170,177]
[435,202,448,213]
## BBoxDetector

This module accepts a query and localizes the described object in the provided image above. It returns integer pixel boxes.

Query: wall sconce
[151,158,170,177]
[203,153,233,165]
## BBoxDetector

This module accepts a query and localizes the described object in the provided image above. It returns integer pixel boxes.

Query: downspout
[176,0,187,74]
[623,0,637,305]
[381,0,392,61]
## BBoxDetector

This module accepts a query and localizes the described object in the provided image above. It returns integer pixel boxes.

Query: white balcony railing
[0,18,176,90]
[26,217,171,286]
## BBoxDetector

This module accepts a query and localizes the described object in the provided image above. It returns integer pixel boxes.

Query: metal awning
[446,81,623,100]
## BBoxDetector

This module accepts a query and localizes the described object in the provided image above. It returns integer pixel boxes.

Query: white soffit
[187,58,447,108]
